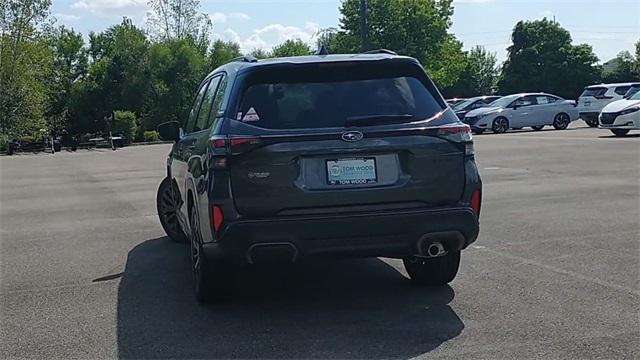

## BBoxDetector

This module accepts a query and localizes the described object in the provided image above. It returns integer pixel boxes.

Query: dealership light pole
[360,0,368,52]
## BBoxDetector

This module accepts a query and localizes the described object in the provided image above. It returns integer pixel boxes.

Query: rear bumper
[580,112,599,121]
[203,207,479,264]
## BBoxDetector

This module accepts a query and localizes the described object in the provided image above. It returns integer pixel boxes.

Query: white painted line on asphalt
[477,247,640,297]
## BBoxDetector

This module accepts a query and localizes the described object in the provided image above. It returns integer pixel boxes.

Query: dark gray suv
[156,52,482,302]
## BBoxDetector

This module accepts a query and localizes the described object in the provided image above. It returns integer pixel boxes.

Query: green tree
[333,0,463,88]
[271,39,312,57]
[142,38,206,131]
[316,27,350,54]
[249,48,270,59]
[602,51,640,83]
[208,39,241,69]
[427,35,466,92]
[337,0,454,62]
[44,26,87,136]
[0,0,52,137]
[444,46,498,98]
[498,19,601,99]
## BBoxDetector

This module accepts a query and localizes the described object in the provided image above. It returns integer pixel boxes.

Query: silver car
[463,93,579,134]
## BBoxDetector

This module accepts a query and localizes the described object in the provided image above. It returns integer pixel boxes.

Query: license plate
[326,158,377,185]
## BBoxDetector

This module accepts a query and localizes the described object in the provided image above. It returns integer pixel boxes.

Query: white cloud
[218,22,320,53]
[54,13,81,22]
[210,12,251,24]
[539,10,554,19]
[71,0,147,13]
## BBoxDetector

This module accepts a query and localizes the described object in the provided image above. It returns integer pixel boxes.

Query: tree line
[1,0,639,149]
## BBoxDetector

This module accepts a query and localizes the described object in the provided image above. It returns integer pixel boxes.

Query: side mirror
[512,104,519,110]
[157,121,181,142]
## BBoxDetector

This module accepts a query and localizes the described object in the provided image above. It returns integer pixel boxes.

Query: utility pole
[360,0,368,52]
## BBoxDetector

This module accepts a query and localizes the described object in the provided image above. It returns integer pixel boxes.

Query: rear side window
[234,63,449,130]
[614,86,631,95]
[185,79,210,133]
[536,96,549,104]
[580,87,607,97]
[514,95,537,107]
[194,76,221,132]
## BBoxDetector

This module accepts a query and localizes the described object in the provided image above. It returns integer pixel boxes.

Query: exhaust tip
[422,241,447,258]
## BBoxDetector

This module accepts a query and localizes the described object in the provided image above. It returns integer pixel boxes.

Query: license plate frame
[326,157,377,186]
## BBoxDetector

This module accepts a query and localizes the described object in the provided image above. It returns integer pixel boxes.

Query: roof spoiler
[228,55,258,64]
[362,49,397,55]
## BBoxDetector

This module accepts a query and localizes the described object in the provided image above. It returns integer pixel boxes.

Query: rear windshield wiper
[345,114,414,127]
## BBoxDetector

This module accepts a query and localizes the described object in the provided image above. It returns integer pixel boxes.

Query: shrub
[143,130,160,142]
[0,134,9,152]
[112,110,137,141]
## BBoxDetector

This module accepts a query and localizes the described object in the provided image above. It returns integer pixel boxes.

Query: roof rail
[228,55,258,64]
[362,49,397,55]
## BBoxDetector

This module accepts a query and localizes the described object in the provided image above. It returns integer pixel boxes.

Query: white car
[598,89,640,136]
[577,82,640,127]
[463,93,579,134]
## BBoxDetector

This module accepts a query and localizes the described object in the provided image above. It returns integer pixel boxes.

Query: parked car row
[448,93,578,134]
[576,82,639,128]
[446,82,640,136]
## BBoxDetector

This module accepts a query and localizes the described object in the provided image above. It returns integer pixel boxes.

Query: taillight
[210,136,261,155]
[435,124,472,142]
[212,138,226,148]
[212,205,223,232]
[470,189,481,217]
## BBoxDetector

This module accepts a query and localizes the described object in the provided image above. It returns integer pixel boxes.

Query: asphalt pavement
[1,123,638,359]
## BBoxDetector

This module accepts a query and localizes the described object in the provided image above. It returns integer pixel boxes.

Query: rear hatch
[578,86,612,113]
[222,60,469,216]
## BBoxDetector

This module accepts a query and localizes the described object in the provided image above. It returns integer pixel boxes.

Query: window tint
[546,96,558,103]
[514,95,537,107]
[614,86,631,95]
[185,80,210,133]
[536,96,549,104]
[470,101,482,109]
[580,87,607,97]
[194,76,221,132]
[624,85,640,98]
[237,76,443,129]
[479,97,497,105]
[210,75,228,129]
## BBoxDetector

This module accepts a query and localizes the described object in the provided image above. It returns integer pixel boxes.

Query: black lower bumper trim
[203,207,479,264]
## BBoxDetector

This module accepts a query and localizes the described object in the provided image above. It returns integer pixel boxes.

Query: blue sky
[51,0,639,63]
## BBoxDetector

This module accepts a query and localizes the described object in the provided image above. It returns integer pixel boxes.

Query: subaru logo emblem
[341,131,364,142]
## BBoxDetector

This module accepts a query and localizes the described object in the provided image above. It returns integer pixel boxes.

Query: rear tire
[157,177,188,243]
[189,203,233,303]
[531,125,544,131]
[584,118,598,127]
[403,251,461,286]
[492,117,509,134]
[611,129,629,137]
[553,113,570,130]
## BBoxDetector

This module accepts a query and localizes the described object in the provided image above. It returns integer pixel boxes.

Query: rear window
[624,85,640,98]
[234,63,449,130]
[614,86,631,96]
[580,87,607,97]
